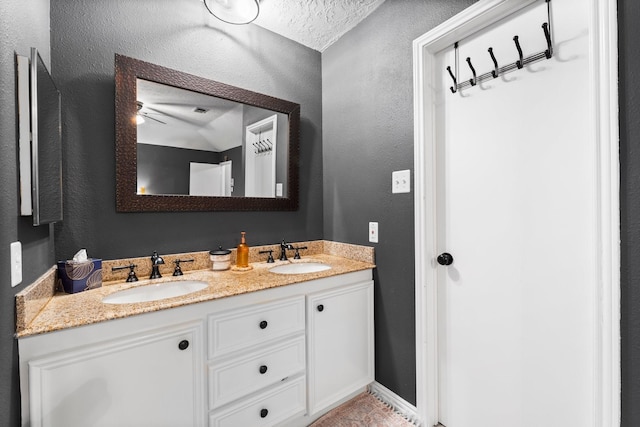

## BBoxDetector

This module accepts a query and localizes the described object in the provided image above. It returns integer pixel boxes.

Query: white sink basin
[102,280,208,304]
[269,262,331,275]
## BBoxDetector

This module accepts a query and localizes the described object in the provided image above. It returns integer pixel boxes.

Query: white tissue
[72,248,88,263]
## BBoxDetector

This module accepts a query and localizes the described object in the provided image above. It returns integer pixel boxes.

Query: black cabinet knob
[317,304,324,312]
[259,365,268,374]
[437,253,454,266]
[178,340,189,350]
[259,320,268,329]
[260,408,269,418]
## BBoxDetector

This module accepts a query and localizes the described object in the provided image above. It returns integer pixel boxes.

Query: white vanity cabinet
[307,280,375,416]
[19,317,206,427]
[19,269,374,427]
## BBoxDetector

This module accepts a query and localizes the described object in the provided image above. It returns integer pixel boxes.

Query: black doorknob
[178,340,189,350]
[437,253,454,266]
[317,304,324,312]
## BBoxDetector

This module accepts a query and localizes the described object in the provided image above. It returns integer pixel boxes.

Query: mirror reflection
[136,79,289,198]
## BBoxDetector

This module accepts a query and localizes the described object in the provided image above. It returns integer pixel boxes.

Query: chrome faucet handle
[173,259,194,276]
[112,264,138,282]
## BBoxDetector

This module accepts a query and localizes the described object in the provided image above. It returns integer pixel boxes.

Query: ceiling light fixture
[203,0,260,25]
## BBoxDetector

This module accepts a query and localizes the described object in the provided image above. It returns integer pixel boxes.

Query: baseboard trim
[368,382,422,426]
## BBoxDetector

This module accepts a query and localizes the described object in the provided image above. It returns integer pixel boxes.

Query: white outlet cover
[369,222,379,243]
[11,241,22,287]
[392,170,411,193]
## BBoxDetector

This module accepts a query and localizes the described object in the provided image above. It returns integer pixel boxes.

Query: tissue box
[57,259,103,294]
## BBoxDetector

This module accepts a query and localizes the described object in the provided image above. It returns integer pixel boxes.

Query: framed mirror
[115,54,300,211]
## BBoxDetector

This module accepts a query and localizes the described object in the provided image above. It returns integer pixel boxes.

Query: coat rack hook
[542,23,552,59]
[446,66,457,93]
[466,57,477,86]
[513,35,524,69]
[488,47,499,78]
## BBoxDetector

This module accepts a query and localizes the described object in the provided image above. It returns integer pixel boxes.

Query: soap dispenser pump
[236,232,249,268]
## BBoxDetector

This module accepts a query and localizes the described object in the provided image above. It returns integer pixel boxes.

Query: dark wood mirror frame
[114,54,300,212]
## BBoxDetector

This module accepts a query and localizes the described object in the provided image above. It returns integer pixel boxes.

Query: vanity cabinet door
[307,280,374,415]
[27,321,205,427]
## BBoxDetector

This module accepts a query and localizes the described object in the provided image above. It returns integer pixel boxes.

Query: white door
[245,115,277,197]
[219,160,233,196]
[190,162,223,196]
[434,2,595,426]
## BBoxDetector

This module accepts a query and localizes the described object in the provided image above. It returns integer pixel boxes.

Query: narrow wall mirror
[17,48,63,225]
[115,54,300,212]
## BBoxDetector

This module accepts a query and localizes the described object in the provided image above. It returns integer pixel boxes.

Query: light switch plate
[392,170,411,193]
[10,241,22,287]
[369,222,379,243]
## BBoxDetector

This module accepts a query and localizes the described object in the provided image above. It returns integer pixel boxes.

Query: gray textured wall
[322,0,477,404]
[0,1,52,425]
[619,0,640,424]
[50,0,323,260]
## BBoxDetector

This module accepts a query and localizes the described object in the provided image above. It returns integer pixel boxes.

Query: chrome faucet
[279,240,294,261]
[150,251,165,279]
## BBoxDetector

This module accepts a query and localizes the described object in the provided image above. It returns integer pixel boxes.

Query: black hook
[542,23,552,59]
[466,57,477,86]
[513,35,524,69]
[488,47,499,78]
[446,66,457,93]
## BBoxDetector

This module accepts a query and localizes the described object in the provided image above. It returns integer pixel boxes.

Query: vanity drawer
[209,375,306,427]
[209,335,305,410]
[208,296,305,358]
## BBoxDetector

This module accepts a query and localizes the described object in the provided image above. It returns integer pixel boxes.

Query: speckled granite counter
[16,241,375,338]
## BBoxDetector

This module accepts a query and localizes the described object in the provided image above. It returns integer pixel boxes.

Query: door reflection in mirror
[136,79,288,198]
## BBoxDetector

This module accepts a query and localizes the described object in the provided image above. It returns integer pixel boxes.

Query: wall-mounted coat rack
[446,0,552,94]
[253,131,273,155]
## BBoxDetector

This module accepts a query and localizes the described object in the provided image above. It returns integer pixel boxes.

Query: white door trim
[412,1,620,426]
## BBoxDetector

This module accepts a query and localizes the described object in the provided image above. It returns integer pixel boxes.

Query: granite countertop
[16,241,375,338]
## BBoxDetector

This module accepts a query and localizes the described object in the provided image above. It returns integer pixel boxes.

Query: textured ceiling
[253,0,386,52]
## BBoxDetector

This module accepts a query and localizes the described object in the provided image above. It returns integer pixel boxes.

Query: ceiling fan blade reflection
[139,113,166,125]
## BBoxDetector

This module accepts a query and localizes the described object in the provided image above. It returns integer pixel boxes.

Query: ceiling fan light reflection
[203,0,259,25]
[136,114,145,125]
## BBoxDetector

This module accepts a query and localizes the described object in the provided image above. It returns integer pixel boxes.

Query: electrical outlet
[10,241,22,287]
[392,170,411,193]
[369,222,379,243]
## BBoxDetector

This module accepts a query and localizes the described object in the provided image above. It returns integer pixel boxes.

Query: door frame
[412,0,620,425]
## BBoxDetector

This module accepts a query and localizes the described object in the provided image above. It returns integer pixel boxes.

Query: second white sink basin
[269,262,331,275]
[102,280,208,304]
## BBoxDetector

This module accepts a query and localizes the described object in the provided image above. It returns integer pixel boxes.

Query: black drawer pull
[178,340,189,350]
[260,408,268,418]
[317,304,324,312]
[259,365,268,374]
[259,320,268,329]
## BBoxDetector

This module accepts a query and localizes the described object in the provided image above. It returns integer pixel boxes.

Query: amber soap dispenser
[236,232,249,268]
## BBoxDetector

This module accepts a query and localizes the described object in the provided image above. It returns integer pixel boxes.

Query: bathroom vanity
[16,243,375,427]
